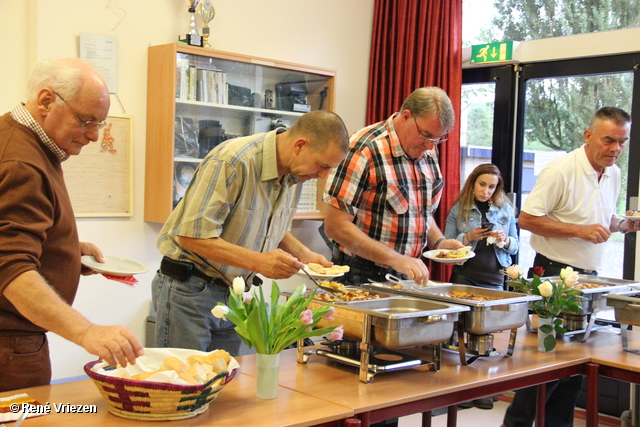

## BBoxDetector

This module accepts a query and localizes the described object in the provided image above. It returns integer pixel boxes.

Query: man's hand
[256,249,305,279]
[79,242,104,276]
[579,224,611,244]
[390,255,430,286]
[79,324,144,367]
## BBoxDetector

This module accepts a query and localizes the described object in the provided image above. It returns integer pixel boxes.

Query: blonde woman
[444,164,518,290]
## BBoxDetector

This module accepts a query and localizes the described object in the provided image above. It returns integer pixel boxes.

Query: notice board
[63,114,133,217]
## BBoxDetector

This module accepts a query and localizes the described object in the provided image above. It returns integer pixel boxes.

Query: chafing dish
[541,275,640,341]
[282,290,469,382]
[606,293,640,353]
[361,282,541,365]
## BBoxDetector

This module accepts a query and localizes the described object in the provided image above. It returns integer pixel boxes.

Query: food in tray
[435,246,472,259]
[315,282,381,301]
[570,282,609,289]
[307,263,350,275]
[625,210,640,217]
[320,280,346,292]
[392,284,403,289]
[447,291,503,301]
[126,350,231,385]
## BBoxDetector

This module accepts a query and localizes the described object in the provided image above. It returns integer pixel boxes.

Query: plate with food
[423,247,475,264]
[620,210,640,220]
[298,263,350,279]
[81,255,149,276]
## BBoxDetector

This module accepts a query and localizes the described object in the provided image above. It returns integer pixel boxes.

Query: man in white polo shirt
[503,106,638,427]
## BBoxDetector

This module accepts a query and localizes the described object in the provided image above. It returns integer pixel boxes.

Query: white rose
[563,273,579,287]
[211,305,229,319]
[559,266,575,280]
[538,280,554,298]
[506,265,523,280]
[232,277,245,296]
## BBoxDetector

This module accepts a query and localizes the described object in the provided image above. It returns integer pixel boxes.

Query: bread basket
[84,348,240,420]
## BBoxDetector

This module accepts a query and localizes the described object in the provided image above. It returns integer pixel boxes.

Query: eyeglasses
[413,115,448,145]
[53,91,107,130]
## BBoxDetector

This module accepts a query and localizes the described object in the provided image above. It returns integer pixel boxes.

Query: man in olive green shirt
[153,110,349,355]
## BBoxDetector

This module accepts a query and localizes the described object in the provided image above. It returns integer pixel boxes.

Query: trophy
[178,0,203,47]
[197,1,216,48]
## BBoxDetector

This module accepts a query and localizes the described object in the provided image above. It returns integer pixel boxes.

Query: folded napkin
[101,274,139,287]
[486,236,505,248]
[0,393,48,422]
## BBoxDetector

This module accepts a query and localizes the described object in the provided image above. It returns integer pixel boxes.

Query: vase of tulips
[212,278,343,398]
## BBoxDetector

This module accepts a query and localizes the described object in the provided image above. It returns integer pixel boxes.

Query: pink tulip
[324,306,336,321]
[329,325,344,341]
[300,309,313,325]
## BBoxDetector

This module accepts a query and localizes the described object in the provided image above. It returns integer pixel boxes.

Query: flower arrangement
[505,265,583,351]
[211,278,343,355]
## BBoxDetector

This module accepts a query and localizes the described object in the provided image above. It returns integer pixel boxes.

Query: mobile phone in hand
[481,221,494,231]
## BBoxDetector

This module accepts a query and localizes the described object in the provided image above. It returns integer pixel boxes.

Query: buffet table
[2,326,639,427]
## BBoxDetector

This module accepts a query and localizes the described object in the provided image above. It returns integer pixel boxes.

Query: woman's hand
[465,226,491,243]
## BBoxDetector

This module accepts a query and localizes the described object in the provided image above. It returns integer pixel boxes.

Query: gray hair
[590,106,631,129]
[26,58,105,104]
[400,87,455,133]
[291,110,349,153]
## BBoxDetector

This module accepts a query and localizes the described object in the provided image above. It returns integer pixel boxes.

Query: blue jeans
[151,271,242,356]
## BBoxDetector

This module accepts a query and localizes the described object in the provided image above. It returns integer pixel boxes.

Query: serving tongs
[300,267,346,298]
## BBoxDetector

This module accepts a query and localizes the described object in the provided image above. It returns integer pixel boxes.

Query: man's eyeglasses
[413,115,448,145]
[53,91,107,130]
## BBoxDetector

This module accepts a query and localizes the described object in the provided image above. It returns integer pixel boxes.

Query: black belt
[534,253,598,276]
[160,256,220,283]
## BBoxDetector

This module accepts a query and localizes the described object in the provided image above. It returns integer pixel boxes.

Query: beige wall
[0,0,374,380]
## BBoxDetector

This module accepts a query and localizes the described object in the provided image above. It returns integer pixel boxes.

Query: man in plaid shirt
[323,87,462,286]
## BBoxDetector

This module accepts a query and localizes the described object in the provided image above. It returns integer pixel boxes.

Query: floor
[398,398,619,427]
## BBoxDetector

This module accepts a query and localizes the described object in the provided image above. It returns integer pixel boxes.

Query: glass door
[513,53,640,279]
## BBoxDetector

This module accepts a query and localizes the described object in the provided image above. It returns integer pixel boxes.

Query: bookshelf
[144,43,336,223]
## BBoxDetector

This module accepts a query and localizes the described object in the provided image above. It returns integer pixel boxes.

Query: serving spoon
[300,267,346,298]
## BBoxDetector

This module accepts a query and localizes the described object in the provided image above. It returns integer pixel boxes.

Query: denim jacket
[444,202,518,268]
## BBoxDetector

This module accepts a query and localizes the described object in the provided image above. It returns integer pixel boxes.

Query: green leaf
[539,324,553,334]
[544,334,556,351]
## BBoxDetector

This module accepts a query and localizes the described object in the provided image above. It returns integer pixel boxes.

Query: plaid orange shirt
[323,114,443,258]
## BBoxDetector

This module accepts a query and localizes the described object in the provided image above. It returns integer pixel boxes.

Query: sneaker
[457,400,475,409]
[473,397,494,410]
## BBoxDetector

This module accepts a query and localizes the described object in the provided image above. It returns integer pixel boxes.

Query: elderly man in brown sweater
[0,58,143,391]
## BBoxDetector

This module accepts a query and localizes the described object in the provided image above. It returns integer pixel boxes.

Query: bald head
[289,110,349,153]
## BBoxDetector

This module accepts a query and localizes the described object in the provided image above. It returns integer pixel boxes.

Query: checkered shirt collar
[10,104,69,162]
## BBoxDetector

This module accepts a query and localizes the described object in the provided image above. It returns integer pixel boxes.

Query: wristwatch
[618,219,629,234]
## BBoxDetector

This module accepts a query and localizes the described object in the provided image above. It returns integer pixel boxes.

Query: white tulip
[232,277,245,295]
[211,305,229,319]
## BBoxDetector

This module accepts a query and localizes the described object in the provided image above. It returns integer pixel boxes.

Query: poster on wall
[63,114,133,217]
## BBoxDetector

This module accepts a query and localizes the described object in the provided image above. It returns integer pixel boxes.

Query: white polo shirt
[522,145,620,271]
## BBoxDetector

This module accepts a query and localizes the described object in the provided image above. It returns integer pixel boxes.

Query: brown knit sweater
[0,112,81,334]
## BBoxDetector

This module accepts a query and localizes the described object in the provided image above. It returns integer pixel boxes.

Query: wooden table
[3,326,638,427]
[0,373,353,426]
[239,328,592,426]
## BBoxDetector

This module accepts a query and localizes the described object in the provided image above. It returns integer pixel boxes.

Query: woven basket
[84,359,238,421]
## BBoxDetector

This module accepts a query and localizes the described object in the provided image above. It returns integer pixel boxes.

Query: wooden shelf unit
[144,43,335,223]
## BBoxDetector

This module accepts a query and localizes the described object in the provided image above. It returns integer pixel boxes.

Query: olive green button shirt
[157,129,302,285]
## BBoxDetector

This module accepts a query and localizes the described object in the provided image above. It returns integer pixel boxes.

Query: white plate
[297,265,346,280]
[81,255,148,276]
[423,249,475,265]
[620,214,640,221]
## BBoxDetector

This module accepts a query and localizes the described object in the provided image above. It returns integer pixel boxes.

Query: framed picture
[63,114,134,217]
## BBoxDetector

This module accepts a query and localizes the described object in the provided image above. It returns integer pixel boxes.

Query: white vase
[256,353,280,399]
[537,316,556,352]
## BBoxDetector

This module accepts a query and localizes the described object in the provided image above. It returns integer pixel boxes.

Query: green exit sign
[470,41,514,64]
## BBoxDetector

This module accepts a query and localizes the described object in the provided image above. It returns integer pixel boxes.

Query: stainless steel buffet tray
[305,296,469,349]
[543,275,640,314]
[606,293,640,353]
[362,282,540,335]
